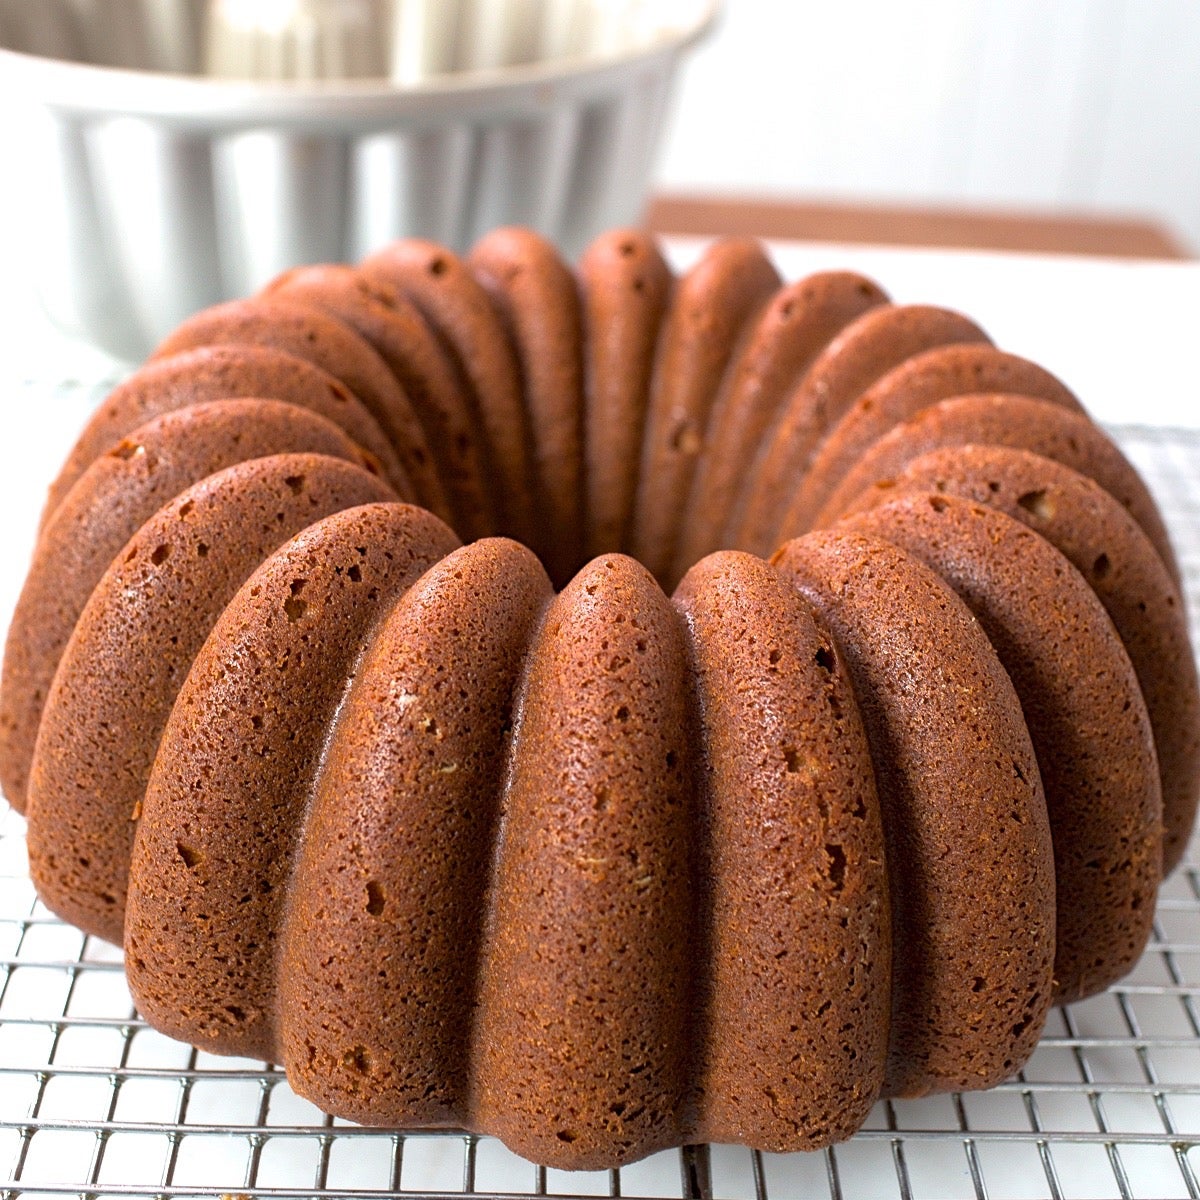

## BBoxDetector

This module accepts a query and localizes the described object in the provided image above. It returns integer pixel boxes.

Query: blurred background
[0,0,1195,372]
[649,0,1198,257]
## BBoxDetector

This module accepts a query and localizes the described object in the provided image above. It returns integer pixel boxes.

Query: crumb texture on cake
[1,228,1196,1171]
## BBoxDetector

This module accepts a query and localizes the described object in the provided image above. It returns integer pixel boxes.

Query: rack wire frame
[2,420,1200,1200]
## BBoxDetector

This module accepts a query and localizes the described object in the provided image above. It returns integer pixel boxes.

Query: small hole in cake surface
[556,1130,577,1144]
[284,595,308,622]
[1017,489,1055,520]
[284,474,305,494]
[343,1045,371,1074]
[178,500,194,518]
[109,439,144,461]
[1093,552,1111,580]
[815,646,835,672]
[365,880,386,916]
[197,542,209,557]
[825,843,846,890]
[150,543,171,565]
[429,257,449,277]
[615,705,630,722]
[176,842,202,869]
[670,420,703,456]
[928,496,949,513]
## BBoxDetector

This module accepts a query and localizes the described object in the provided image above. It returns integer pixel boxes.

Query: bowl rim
[0,0,719,127]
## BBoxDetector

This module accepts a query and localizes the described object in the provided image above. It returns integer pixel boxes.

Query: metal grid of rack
[3,421,1200,1200]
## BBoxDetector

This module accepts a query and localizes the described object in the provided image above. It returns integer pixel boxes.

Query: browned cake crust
[361,239,536,546]
[816,392,1181,587]
[841,494,1162,1002]
[151,298,448,521]
[125,502,459,1060]
[773,530,1055,1098]
[781,344,1082,535]
[846,445,1200,876]
[736,305,991,556]
[630,238,780,585]
[41,343,406,521]
[278,537,552,1127]
[262,263,498,539]
[675,551,890,1150]
[469,228,587,585]
[0,401,385,813]
[579,230,673,559]
[26,456,396,943]
[470,554,697,1169]
[1,228,1192,1172]
[677,271,889,572]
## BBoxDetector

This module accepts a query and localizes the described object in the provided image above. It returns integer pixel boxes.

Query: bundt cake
[1,227,1196,1171]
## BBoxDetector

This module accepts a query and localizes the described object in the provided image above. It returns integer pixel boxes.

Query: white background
[657,0,1200,252]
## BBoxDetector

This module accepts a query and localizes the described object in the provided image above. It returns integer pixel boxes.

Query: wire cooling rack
[3,421,1200,1200]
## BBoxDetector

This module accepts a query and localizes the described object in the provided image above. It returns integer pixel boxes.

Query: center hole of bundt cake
[472,470,735,595]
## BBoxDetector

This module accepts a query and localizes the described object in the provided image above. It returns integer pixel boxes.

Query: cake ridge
[842,492,1163,1002]
[817,391,1182,587]
[23,454,397,941]
[124,501,459,1060]
[676,269,889,576]
[630,237,781,586]
[779,343,1083,537]
[845,443,1199,874]
[262,263,499,542]
[1,227,1195,1170]
[735,302,993,557]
